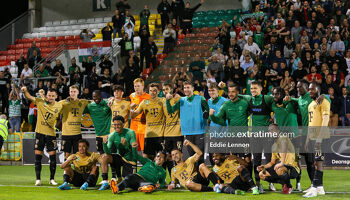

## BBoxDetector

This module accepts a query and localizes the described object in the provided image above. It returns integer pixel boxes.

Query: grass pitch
[0,166,349,200]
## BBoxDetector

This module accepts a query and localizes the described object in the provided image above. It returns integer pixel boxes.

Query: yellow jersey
[137,97,165,138]
[163,97,181,137]
[308,100,330,140]
[68,152,101,174]
[271,137,300,173]
[110,99,130,132]
[171,155,197,187]
[60,99,90,136]
[34,98,63,136]
[213,158,240,183]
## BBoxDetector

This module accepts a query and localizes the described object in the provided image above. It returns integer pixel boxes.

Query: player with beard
[303,82,330,198]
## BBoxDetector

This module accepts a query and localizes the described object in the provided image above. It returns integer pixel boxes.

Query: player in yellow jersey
[129,78,150,152]
[168,140,221,192]
[303,82,330,198]
[211,153,259,195]
[131,83,165,159]
[22,87,63,186]
[58,139,101,191]
[257,124,300,195]
[108,85,130,131]
[59,85,90,159]
[162,83,183,176]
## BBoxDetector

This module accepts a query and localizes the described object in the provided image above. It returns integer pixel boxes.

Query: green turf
[0,166,349,200]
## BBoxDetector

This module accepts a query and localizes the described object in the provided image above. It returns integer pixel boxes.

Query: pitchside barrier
[21,127,350,167]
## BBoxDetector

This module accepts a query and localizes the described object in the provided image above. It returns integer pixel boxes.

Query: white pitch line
[0,185,349,194]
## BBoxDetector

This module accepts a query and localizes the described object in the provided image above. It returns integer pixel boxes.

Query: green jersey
[103,128,137,161]
[240,94,273,126]
[134,153,166,188]
[210,97,249,126]
[253,32,264,49]
[271,101,299,136]
[85,100,111,136]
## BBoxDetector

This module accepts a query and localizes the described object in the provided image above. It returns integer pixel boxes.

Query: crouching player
[58,139,101,190]
[168,140,221,192]
[110,149,167,194]
[99,115,138,190]
[257,124,300,194]
[212,153,259,195]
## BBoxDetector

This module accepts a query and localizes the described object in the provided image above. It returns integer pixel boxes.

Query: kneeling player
[168,140,221,192]
[257,124,300,194]
[99,115,138,190]
[58,139,100,190]
[110,150,167,194]
[212,153,259,195]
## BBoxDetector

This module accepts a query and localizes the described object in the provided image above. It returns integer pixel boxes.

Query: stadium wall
[41,0,241,26]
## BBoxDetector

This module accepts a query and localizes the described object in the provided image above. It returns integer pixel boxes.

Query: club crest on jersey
[213,167,218,173]
[145,100,150,104]
[121,105,125,110]
[55,109,58,113]
[173,167,177,172]
[239,106,243,111]
[78,102,82,107]
[225,164,230,168]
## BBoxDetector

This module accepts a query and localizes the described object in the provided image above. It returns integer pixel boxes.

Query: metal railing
[32,43,68,73]
[0,11,30,51]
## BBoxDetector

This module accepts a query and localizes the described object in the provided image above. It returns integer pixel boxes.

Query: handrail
[33,43,67,73]
[0,11,29,32]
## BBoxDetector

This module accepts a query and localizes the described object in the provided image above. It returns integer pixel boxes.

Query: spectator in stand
[34,64,49,78]
[139,5,151,31]
[27,41,41,61]
[82,56,96,75]
[322,74,341,96]
[98,68,112,98]
[339,86,350,126]
[163,23,176,53]
[123,18,135,40]
[140,28,151,69]
[116,0,131,17]
[8,84,21,132]
[99,55,113,74]
[327,87,340,127]
[127,50,140,72]
[20,63,33,85]
[119,33,134,67]
[244,36,261,58]
[331,63,345,88]
[210,37,224,55]
[222,59,234,83]
[289,51,301,75]
[158,0,172,31]
[229,38,242,57]
[306,66,322,84]
[112,9,124,38]
[231,59,245,86]
[15,54,27,78]
[55,75,68,100]
[345,50,350,73]
[68,57,81,76]
[86,66,99,92]
[27,50,42,69]
[280,70,293,92]
[240,54,254,72]
[181,0,203,34]
[292,61,307,82]
[122,57,140,95]
[143,36,158,69]
[79,29,95,43]
[0,70,10,114]
[207,55,223,83]
[101,22,113,41]
[171,0,184,26]
[80,87,92,100]
[331,33,346,56]
[124,10,135,25]
[51,59,66,76]
[209,48,225,65]
[265,61,282,87]
[33,80,47,95]
[189,54,205,82]
[44,60,53,75]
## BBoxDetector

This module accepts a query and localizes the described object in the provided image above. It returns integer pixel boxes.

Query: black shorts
[309,139,329,162]
[144,137,164,156]
[284,165,300,179]
[34,132,57,152]
[70,170,99,187]
[192,172,209,186]
[111,154,137,177]
[229,176,251,191]
[61,134,82,154]
[96,137,104,154]
[164,136,184,154]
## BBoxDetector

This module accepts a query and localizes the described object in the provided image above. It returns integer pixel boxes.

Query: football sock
[35,154,42,180]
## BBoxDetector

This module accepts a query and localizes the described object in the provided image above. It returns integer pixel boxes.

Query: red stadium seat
[15,44,24,49]
[23,43,31,48]
[36,43,41,48]
[15,55,20,60]
[23,38,32,43]
[7,49,16,55]
[49,41,58,47]
[66,35,74,40]
[40,42,49,48]
[57,36,65,41]
[41,48,50,53]
[0,51,7,55]
[6,55,16,62]
[15,39,23,44]
[40,37,48,42]
[15,49,24,55]
[48,37,56,41]
[0,56,6,61]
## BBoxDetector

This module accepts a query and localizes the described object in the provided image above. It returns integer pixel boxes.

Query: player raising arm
[22,86,63,186]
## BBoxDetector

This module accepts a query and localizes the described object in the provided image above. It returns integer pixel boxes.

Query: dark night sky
[0,0,28,28]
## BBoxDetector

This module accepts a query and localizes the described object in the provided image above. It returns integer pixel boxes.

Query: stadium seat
[7,55,15,62]
[52,21,61,26]
[46,32,56,37]
[103,17,110,23]
[14,44,23,49]
[61,20,69,25]
[78,19,86,24]
[97,23,105,28]
[40,42,49,47]
[65,35,74,40]
[86,18,95,23]
[95,18,103,23]
[15,49,24,55]
[38,32,47,38]
[23,43,31,48]
[69,19,78,25]
[88,24,96,29]
[45,26,54,32]
[0,56,6,61]
[73,30,81,35]
[63,31,73,36]
[44,21,53,27]
[32,27,40,33]
[71,25,80,30]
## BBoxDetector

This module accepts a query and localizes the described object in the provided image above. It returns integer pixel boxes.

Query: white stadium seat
[63,31,73,36]
[73,30,81,35]
[46,26,55,32]
[77,19,86,24]
[86,18,95,23]
[23,33,31,38]
[46,32,56,37]
[103,17,110,23]
[60,20,69,25]
[71,25,81,31]
[97,23,106,28]
[44,21,53,27]
[52,21,61,26]
[32,27,40,33]
[95,17,103,23]
[39,27,47,32]
[88,24,96,29]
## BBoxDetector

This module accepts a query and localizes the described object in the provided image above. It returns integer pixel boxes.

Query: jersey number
[180,171,189,180]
